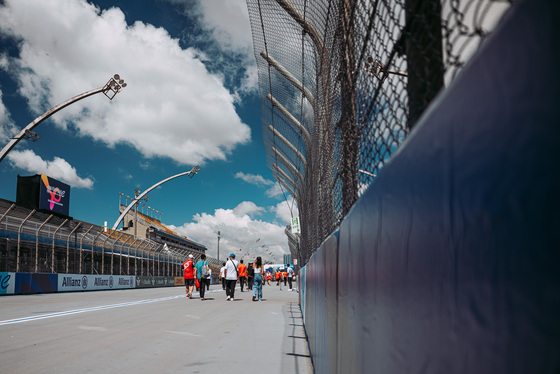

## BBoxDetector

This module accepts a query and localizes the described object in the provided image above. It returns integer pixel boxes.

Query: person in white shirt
[224,253,239,301]
[287,265,294,291]
[220,262,226,290]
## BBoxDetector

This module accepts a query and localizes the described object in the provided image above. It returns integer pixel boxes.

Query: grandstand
[0,197,220,278]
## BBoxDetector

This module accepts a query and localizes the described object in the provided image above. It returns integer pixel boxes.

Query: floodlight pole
[111,166,200,231]
[0,75,127,164]
[238,238,260,252]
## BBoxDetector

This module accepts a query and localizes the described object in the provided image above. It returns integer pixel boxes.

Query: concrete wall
[301,0,560,372]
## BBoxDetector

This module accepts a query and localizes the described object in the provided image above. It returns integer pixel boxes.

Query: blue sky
[0,0,297,262]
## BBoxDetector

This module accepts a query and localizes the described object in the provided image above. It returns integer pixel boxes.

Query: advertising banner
[135,276,176,288]
[291,217,300,234]
[58,274,136,292]
[0,272,16,295]
[39,174,71,217]
[175,277,185,286]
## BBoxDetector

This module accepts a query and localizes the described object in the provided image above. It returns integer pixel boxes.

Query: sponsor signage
[58,274,136,292]
[39,174,71,217]
[291,217,301,234]
[0,272,16,295]
[136,276,176,288]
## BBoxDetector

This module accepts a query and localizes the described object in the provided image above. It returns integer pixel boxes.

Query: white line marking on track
[0,294,184,326]
[165,330,202,337]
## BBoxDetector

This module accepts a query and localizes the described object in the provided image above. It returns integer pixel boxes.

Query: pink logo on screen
[41,174,64,210]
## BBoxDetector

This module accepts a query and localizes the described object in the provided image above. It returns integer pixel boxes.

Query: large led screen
[39,174,71,217]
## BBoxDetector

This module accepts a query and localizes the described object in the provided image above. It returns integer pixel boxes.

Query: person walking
[275,269,281,286]
[224,253,239,301]
[282,268,288,286]
[195,254,210,300]
[252,256,264,301]
[247,263,254,291]
[220,262,226,290]
[238,259,247,292]
[287,264,294,291]
[207,267,211,290]
[182,254,195,299]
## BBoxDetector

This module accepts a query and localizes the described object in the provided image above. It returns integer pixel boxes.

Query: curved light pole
[111,166,200,231]
[238,238,260,252]
[241,244,266,261]
[0,74,127,163]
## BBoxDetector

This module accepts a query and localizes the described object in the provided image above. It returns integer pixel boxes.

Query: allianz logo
[117,277,135,287]
[61,276,88,289]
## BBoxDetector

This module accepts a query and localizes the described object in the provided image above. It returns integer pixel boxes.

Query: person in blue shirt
[195,254,210,300]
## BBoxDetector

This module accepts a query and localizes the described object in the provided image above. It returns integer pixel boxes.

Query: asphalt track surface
[0,283,313,373]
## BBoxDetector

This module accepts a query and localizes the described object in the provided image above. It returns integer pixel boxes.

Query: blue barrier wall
[302,0,560,372]
[0,273,178,295]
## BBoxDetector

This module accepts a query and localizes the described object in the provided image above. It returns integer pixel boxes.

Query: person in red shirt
[238,259,248,292]
[183,254,196,298]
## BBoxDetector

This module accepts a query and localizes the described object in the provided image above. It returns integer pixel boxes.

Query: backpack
[201,261,210,278]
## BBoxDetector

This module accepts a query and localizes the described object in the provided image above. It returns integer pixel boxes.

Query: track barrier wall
[0,272,177,295]
[300,0,560,372]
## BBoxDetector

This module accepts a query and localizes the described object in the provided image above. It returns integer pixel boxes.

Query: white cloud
[168,201,289,261]
[0,0,251,165]
[271,196,298,224]
[232,201,265,217]
[265,183,285,198]
[0,92,18,143]
[234,171,274,186]
[197,0,253,54]
[235,171,286,198]
[7,149,94,189]
[167,0,258,94]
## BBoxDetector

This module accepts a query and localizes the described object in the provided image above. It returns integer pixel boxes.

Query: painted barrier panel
[299,266,306,320]
[58,274,136,292]
[307,234,339,374]
[16,273,58,294]
[302,0,560,372]
[0,272,16,295]
[135,276,176,288]
[1,273,179,295]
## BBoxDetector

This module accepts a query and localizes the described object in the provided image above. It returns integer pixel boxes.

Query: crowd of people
[182,252,295,301]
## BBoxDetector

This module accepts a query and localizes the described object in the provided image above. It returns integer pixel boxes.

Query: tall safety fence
[1,200,186,277]
[247,0,513,265]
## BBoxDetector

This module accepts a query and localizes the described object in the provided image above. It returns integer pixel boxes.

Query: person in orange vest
[182,254,195,299]
[275,269,281,286]
[282,268,288,286]
[238,259,248,292]
[266,271,272,285]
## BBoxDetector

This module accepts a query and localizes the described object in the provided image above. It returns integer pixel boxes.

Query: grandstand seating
[0,198,218,278]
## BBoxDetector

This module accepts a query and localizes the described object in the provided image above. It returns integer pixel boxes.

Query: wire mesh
[247,0,513,266]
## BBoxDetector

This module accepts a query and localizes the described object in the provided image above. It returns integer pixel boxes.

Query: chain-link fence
[247,0,513,266]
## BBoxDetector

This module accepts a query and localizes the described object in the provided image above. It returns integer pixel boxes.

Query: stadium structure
[0,176,221,282]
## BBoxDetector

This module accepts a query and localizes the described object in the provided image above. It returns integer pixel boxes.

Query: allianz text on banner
[58,274,136,292]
